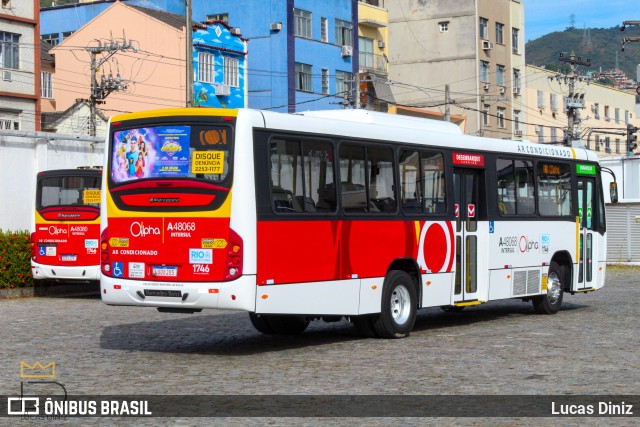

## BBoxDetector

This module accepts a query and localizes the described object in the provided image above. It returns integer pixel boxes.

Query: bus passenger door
[453,169,483,303]
[577,177,597,290]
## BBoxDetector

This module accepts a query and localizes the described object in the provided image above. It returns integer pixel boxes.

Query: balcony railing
[359,52,388,73]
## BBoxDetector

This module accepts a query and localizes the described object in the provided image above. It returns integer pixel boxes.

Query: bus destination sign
[452,152,484,167]
[576,163,597,175]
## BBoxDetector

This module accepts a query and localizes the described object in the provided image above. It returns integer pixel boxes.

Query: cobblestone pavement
[0,267,638,426]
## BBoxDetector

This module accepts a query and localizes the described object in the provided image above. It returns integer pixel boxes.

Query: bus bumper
[31,261,101,282]
[100,275,257,312]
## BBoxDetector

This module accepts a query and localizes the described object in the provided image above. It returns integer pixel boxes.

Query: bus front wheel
[533,263,564,315]
[373,270,417,338]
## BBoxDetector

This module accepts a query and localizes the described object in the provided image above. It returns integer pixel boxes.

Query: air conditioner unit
[230,27,241,35]
[483,83,490,91]
[215,84,231,96]
[482,40,493,50]
[270,22,282,31]
[2,71,11,81]
[499,86,505,94]
[341,45,353,57]
[378,40,385,49]
[514,130,523,137]
[513,87,520,95]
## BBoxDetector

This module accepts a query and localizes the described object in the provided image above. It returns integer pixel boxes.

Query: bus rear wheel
[533,263,564,315]
[249,313,309,335]
[373,270,417,338]
[351,314,378,338]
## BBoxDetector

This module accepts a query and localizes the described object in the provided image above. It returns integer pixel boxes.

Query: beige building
[526,65,639,157]
[387,0,525,138]
[357,0,391,111]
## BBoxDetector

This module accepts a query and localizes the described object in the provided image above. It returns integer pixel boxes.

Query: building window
[480,61,489,83]
[359,37,373,69]
[0,112,19,130]
[605,137,611,152]
[224,57,239,87]
[336,70,352,96]
[496,65,505,86]
[616,138,621,154]
[537,90,545,109]
[550,93,558,111]
[41,71,53,99]
[198,52,215,83]
[615,108,620,124]
[2,0,11,9]
[294,8,312,39]
[537,125,544,143]
[512,28,519,54]
[439,21,449,32]
[206,13,229,23]
[513,69,521,91]
[321,68,329,94]
[41,33,60,46]
[495,23,504,44]
[335,19,352,47]
[594,135,600,151]
[497,107,505,128]
[513,110,521,132]
[625,110,630,124]
[482,104,490,126]
[295,62,313,92]
[479,18,488,39]
[321,17,329,42]
[1,32,20,69]
[550,127,558,143]
[604,105,610,121]
[61,31,74,40]
[594,103,600,119]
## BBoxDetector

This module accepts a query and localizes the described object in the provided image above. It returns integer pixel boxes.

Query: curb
[0,282,100,299]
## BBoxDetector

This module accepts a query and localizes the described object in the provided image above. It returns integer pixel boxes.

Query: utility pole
[444,84,451,122]
[86,37,137,136]
[559,51,590,146]
[185,0,194,107]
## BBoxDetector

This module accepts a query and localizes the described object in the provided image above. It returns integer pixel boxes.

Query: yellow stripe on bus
[576,216,580,260]
[110,108,238,123]
[570,148,576,159]
[414,221,421,245]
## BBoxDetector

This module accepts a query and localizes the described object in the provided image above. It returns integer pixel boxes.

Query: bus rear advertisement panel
[100,108,613,339]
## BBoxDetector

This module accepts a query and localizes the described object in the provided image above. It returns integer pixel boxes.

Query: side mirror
[610,182,618,204]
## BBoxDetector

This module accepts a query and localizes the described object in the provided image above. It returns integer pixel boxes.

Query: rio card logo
[130,222,161,238]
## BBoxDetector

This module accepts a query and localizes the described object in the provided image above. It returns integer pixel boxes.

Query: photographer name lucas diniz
[551,401,634,415]
[517,144,574,158]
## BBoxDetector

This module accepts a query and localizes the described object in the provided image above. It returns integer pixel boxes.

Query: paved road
[1,267,638,425]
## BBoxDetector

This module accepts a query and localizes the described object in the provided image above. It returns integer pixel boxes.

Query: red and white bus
[100,108,616,338]
[31,168,102,284]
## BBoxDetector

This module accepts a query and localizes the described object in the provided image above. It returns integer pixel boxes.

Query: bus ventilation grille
[513,270,541,296]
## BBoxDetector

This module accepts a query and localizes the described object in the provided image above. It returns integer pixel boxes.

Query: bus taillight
[225,229,243,281]
[101,228,110,276]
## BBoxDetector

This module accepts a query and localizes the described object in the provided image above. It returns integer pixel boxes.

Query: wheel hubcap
[547,272,561,304]
[390,285,411,325]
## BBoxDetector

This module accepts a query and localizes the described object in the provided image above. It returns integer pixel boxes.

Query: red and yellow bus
[31,168,102,284]
[100,108,616,338]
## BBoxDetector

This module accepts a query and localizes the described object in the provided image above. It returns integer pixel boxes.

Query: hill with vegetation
[526,26,640,83]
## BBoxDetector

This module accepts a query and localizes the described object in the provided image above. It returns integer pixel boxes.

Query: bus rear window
[110,125,232,185]
[38,176,101,209]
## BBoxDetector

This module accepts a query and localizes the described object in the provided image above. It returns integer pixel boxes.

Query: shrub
[0,230,34,289]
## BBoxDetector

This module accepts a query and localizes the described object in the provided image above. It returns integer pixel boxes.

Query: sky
[524,0,634,41]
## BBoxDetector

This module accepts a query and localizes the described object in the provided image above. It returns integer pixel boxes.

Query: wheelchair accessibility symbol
[38,246,46,256]
[113,262,124,277]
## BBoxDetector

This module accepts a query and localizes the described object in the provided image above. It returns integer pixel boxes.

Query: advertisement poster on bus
[111,126,191,182]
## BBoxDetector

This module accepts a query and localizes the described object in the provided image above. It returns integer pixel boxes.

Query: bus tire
[533,262,564,315]
[249,312,275,334]
[265,315,310,335]
[373,270,417,338]
[351,314,378,338]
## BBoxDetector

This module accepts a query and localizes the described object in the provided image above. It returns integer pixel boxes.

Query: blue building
[41,0,358,112]
[193,20,248,109]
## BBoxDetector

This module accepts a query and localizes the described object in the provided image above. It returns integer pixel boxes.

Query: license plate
[143,289,182,298]
[61,254,77,261]
[152,266,177,277]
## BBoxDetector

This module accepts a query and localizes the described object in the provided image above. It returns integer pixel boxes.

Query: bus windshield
[37,175,101,209]
[110,124,232,186]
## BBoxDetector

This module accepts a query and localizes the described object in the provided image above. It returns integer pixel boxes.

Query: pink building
[50,2,188,123]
